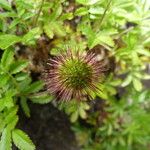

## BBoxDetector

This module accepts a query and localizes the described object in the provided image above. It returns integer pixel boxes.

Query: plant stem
[117,27,134,38]
[33,0,45,26]
[94,0,112,30]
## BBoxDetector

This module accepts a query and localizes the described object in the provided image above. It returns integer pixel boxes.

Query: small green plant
[0,48,52,149]
[0,0,150,150]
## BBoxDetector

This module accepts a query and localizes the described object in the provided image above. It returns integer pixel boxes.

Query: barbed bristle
[43,50,104,101]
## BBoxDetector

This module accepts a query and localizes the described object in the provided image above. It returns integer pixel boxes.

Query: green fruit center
[59,59,92,89]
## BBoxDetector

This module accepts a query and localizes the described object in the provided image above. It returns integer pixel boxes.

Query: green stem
[94,0,112,30]
[117,27,134,38]
[33,0,45,26]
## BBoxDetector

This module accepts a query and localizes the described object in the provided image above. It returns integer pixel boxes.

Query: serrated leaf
[10,60,28,74]
[51,22,66,37]
[89,6,104,15]
[44,24,54,39]
[7,116,19,130]
[4,106,18,125]
[89,14,97,19]
[0,116,5,133]
[121,75,132,87]
[110,79,122,86]
[29,92,53,104]
[133,78,142,91]
[59,13,73,21]
[137,48,150,57]
[4,96,14,108]
[0,35,21,49]
[19,76,32,92]
[4,90,17,108]
[144,36,150,45]
[49,3,62,20]
[20,97,30,117]
[23,81,44,94]
[0,74,9,87]
[0,98,5,111]
[0,127,12,150]
[0,0,12,10]
[12,129,35,150]
[76,0,101,5]
[75,7,88,16]
[1,48,14,69]
[89,33,114,49]
[22,27,41,45]
[15,73,28,81]
[9,18,20,29]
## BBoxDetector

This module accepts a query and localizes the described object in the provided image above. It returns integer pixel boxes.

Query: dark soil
[13,103,80,150]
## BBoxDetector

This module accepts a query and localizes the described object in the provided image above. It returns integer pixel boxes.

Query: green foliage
[0,0,150,149]
[0,34,21,49]
[0,48,51,149]
[12,129,35,150]
[60,100,90,122]
[0,127,12,150]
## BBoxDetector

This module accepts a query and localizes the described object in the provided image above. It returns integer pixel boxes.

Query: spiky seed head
[43,50,104,101]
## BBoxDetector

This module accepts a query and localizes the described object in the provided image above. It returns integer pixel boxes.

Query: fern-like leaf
[29,92,53,104]
[20,97,30,117]
[4,106,18,125]
[0,127,12,150]
[12,129,35,150]
[7,116,19,130]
